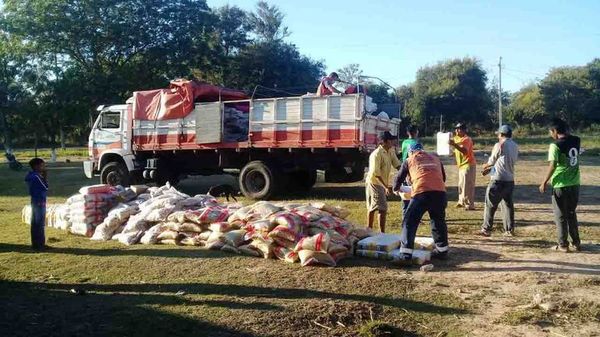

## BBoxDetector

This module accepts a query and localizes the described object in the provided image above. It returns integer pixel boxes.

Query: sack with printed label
[268,225,299,242]
[298,250,336,267]
[250,236,274,259]
[157,230,179,241]
[295,232,330,252]
[222,229,247,247]
[310,202,350,219]
[186,207,229,224]
[250,202,281,219]
[180,237,200,246]
[309,215,342,230]
[140,223,165,245]
[79,184,114,195]
[273,246,299,263]
[269,211,305,229]
[177,222,204,233]
[167,211,187,223]
[209,222,234,233]
[118,230,144,246]
[291,206,325,222]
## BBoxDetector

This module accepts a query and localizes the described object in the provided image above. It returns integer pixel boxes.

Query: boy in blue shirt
[25,158,49,250]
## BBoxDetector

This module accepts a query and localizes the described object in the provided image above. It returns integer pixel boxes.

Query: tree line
[1,1,598,150]
[0,0,324,149]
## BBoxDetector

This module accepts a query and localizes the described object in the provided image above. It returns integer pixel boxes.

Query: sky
[208,0,600,92]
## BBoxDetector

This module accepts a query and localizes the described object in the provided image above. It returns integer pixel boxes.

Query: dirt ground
[0,153,599,337]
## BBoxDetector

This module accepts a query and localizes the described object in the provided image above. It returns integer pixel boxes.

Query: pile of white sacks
[25,183,375,267]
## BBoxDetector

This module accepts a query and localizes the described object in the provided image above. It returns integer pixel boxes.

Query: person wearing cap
[479,125,519,237]
[316,72,343,96]
[448,122,477,210]
[365,131,401,233]
[393,143,449,262]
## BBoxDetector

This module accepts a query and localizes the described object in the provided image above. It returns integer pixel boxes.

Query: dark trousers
[482,180,515,232]
[552,186,580,247]
[31,202,46,249]
[401,200,410,218]
[400,191,448,255]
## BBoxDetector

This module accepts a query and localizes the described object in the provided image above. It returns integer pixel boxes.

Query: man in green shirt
[401,125,419,161]
[399,125,419,216]
[539,118,581,252]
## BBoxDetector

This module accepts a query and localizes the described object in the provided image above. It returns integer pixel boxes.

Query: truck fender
[98,151,135,172]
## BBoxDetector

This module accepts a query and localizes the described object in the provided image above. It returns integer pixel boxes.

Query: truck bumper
[83,160,94,179]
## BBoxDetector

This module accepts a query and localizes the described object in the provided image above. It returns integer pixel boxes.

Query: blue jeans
[31,202,46,248]
[400,191,449,256]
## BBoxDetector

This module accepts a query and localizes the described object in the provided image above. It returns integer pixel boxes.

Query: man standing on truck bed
[317,72,344,96]
[366,131,401,233]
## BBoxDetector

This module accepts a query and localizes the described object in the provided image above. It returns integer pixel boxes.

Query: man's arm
[393,161,410,192]
[540,144,557,193]
[440,162,446,182]
[449,139,469,155]
[324,80,342,94]
[539,161,555,193]
[484,143,501,169]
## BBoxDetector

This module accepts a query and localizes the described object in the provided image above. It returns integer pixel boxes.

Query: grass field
[1,139,599,337]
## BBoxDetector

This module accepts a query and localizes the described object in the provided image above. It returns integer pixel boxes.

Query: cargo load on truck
[85,79,400,200]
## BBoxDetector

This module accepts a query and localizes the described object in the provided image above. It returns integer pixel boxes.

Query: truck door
[91,109,124,154]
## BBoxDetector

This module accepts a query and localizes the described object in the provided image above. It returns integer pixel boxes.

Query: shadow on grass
[0,242,231,259]
[0,279,260,337]
[34,281,466,316]
[434,245,600,276]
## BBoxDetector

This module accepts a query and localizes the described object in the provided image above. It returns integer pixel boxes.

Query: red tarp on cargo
[133,80,248,120]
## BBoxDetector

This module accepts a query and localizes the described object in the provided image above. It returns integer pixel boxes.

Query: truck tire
[101,162,130,187]
[239,161,277,200]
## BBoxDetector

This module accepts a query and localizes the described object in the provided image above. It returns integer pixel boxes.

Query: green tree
[337,63,363,87]
[248,1,290,43]
[539,65,592,127]
[506,84,545,127]
[409,57,492,134]
[225,41,324,95]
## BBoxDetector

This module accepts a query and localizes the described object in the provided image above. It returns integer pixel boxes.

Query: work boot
[431,249,449,260]
[477,229,491,237]
[551,245,569,253]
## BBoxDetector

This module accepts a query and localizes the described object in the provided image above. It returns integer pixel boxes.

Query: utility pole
[498,56,503,127]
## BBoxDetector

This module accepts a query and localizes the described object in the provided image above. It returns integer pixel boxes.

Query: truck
[84,80,400,200]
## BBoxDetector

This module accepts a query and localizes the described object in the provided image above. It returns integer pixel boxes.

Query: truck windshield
[101,111,121,129]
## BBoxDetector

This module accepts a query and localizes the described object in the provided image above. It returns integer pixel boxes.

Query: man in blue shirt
[25,158,49,250]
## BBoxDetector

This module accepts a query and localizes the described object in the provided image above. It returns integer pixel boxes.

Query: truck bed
[132,94,400,152]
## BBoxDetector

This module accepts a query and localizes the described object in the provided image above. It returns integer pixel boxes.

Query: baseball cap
[408,143,423,153]
[379,131,396,142]
[454,122,467,130]
[497,124,512,134]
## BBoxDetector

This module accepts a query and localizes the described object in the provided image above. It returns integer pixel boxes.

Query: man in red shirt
[393,143,449,263]
[449,123,477,210]
[317,72,343,96]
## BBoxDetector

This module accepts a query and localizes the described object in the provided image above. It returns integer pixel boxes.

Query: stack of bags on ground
[22,182,374,267]
[355,234,434,265]
[21,204,69,230]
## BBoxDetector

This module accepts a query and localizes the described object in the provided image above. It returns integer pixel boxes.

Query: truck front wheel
[101,162,130,186]
[239,161,277,200]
